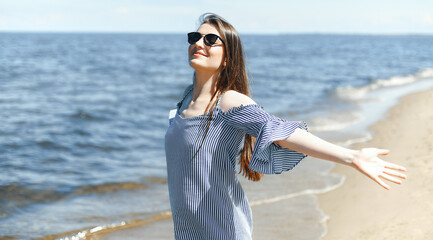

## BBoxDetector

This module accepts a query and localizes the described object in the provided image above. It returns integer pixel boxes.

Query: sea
[1,32,433,240]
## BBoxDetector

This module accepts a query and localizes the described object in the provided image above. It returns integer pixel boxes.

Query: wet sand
[319,88,433,239]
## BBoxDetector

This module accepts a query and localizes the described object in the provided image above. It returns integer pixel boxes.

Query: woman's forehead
[197,23,221,35]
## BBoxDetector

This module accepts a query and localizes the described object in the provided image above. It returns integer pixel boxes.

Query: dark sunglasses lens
[187,32,201,44]
[204,34,219,46]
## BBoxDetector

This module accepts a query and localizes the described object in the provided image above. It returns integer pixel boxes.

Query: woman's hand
[350,148,407,190]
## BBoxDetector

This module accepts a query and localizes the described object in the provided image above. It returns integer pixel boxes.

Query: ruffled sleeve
[220,104,308,174]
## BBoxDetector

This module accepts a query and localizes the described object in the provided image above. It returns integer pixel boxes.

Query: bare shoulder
[219,90,257,112]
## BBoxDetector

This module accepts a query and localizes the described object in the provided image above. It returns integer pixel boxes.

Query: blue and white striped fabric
[165,85,308,239]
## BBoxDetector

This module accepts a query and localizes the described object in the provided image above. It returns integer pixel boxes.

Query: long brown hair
[193,13,263,181]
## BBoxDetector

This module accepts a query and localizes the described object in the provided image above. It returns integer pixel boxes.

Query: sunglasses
[187,32,225,46]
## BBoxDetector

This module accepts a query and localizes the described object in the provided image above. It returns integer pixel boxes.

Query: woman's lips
[193,51,206,57]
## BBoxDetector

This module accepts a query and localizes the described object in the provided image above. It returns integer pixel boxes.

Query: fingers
[377,148,390,156]
[379,173,402,185]
[383,168,407,179]
[384,162,407,172]
[373,148,406,171]
[374,176,391,190]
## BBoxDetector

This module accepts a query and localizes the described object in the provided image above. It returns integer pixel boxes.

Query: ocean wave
[332,67,433,101]
[307,111,363,132]
[72,129,91,136]
[72,182,149,195]
[39,211,172,240]
[0,184,64,217]
[69,109,108,121]
[74,142,127,151]
[0,180,161,217]
[37,140,71,151]
[337,134,373,147]
[250,174,345,206]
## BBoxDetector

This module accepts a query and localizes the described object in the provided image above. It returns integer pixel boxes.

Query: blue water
[1,32,433,239]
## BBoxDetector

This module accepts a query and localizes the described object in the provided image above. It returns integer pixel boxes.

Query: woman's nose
[194,37,205,48]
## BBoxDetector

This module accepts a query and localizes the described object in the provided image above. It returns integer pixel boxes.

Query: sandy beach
[98,88,433,240]
[319,88,433,240]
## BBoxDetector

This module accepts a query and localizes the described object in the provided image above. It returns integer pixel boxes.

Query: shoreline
[318,88,433,239]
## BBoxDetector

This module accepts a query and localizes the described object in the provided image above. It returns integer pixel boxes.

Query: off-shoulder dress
[165,85,308,239]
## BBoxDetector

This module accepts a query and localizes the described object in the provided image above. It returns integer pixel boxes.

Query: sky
[1,0,432,34]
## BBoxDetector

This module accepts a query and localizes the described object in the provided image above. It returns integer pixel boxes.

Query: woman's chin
[189,61,207,71]
[189,61,220,73]
[189,59,200,67]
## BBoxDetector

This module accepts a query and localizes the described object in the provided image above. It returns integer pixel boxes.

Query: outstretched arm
[274,128,407,190]
[218,90,407,189]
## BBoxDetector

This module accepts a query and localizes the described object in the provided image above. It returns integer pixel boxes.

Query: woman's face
[188,23,225,73]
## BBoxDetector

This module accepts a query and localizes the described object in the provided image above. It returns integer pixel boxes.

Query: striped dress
[165,85,308,239]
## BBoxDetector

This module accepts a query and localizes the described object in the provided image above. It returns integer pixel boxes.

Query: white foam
[334,85,371,100]
[250,174,345,207]
[307,112,363,132]
[337,133,372,147]
[415,67,433,78]
[59,222,126,240]
[59,211,173,240]
[333,68,433,101]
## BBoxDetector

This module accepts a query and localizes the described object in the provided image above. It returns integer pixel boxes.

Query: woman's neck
[192,70,218,102]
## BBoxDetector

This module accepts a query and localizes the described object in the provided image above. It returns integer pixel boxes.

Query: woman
[165,13,407,239]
